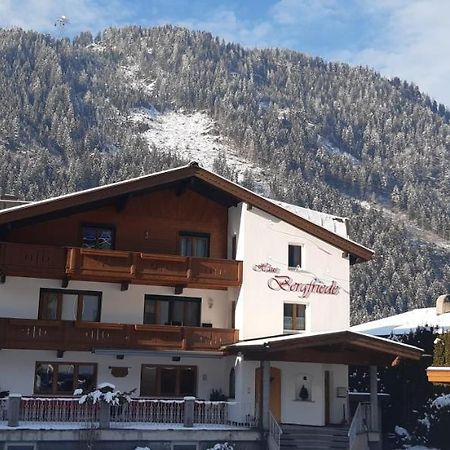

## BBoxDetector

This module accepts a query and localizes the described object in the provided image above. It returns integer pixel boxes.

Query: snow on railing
[348,402,371,450]
[0,398,7,421]
[194,400,228,424]
[111,399,184,424]
[20,397,99,422]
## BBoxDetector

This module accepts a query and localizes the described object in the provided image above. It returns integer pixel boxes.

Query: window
[284,303,306,331]
[34,362,96,395]
[144,295,201,327]
[82,224,115,249]
[141,365,197,397]
[179,232,209,257]
[288,244,302,269]
[38,289,101,322]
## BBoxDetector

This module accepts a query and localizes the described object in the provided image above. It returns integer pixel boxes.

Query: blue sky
[1,0,450,106]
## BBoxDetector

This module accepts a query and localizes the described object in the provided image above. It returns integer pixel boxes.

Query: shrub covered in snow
[206,443,234,450]
[74,382,136,407]
[394,393,450,449]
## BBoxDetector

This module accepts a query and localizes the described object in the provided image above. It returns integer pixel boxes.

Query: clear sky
[1,0,449,107]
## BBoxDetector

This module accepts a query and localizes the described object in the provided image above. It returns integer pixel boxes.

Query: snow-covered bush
[206,444,234,450]
[74,382,135,407]
[394,393,450,449]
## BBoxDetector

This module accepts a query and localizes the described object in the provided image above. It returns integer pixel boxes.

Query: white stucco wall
[235,206,350,340]
[0,277,232,329]
[0,349,228,399]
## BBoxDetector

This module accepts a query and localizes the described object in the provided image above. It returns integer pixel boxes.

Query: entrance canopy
[224,330,423,366]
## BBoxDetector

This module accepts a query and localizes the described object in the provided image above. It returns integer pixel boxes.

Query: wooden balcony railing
[0,242,243,289]
[0,242,66,279]
[0,318,239,352]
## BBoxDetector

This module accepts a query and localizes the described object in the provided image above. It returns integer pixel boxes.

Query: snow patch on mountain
[318,136,360,164]
[129,106,269,193]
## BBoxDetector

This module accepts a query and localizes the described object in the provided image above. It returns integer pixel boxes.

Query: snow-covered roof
[227,329,422,353]
[269,199,348,238]
[351,307,450,336]
[0,162,373,262]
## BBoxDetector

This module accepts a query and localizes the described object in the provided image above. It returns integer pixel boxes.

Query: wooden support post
[261,360,270,431]
[184,396,195,427]
[7,394,21,427]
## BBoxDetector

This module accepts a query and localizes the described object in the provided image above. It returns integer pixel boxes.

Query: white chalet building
[0,163,422,450]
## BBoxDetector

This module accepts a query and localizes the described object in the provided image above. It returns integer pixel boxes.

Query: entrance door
[324,370,331,424]
[255,367,281,422]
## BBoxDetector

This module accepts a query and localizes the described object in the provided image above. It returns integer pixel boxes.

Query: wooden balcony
[0,242,243,289]
[0,318,239,352]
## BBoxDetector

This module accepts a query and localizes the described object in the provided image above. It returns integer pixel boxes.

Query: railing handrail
[348,401,370,449]
[268,411,282,450]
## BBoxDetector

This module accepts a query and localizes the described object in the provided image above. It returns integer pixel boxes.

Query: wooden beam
[174,285,184,295]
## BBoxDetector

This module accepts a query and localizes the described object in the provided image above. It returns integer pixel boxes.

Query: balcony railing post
[183,396,195,428]
[99,401,111,429]
[7,394,21,427]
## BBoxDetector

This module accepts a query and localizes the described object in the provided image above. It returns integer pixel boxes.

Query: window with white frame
[288,244,302,269]
[284,303,306,332]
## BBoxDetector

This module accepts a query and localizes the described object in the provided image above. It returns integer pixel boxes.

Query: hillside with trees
[0,25,448,323]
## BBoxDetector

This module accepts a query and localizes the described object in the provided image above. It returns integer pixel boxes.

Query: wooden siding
[0,318,239,352]
[7,188,228,258]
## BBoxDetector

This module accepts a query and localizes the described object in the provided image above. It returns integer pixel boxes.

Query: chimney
[436,294,450,315]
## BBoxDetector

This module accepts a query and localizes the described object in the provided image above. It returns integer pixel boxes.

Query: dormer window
[82,224,115,250]
[288,244,302,269]
[179,231,209,257]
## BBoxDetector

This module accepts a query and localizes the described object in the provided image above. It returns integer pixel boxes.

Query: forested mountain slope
[0,26,448,324]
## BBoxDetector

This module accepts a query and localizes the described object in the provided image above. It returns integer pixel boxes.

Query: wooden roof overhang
[223,330,423,366]
[0,162,373,264]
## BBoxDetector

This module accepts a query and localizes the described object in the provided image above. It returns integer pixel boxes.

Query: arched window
[229,368,235,399]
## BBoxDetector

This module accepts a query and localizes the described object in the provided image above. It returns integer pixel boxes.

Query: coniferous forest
[0,26,449,324]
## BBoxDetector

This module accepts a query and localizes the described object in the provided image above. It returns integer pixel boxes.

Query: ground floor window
[141,365,197,397]
[144,294,201,327]
[284,303,306,331]
[34,362,97,395]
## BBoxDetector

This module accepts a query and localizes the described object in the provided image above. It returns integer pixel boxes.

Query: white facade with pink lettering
[227,202,352,426]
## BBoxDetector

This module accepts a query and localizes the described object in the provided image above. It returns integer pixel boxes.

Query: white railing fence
[20,397,99,422]
[268,412,282,450]
[194,400,228,424]
[4,396,259,429]
[111,399,185,423]
[348,402,371,450]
